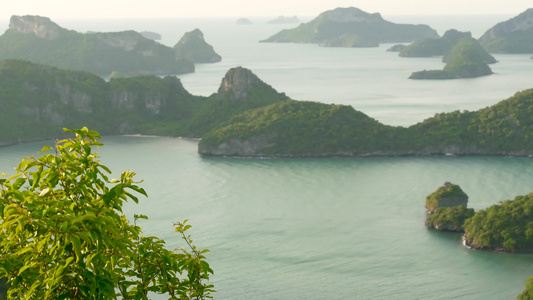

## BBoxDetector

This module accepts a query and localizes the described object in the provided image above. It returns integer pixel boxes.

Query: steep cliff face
[478,9,533,53]
[424,182,474,232]
[8,15,66,40]
[217,67,263,101]
[109,75,191,114]
[0,60,199,144]
[216,66,286,102]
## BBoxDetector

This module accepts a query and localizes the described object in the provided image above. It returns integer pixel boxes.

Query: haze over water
[1,14,533,299]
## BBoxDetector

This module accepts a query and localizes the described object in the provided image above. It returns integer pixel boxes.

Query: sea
[1,14,533,299]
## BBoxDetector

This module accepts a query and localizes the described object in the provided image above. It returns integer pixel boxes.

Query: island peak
[217,67,276,101]
[173,28,221,63]
[9,15,65,40]
[318,7,384,23]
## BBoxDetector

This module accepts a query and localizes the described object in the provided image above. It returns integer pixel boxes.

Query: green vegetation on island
[0,15,196,76]
[425,182,469,213]
[0,60,286,146]
[0,128,213,299]
[260,7,438,47]
[3,59,533,159]
[423,182,473,232]
[426,206,475,232]
[409,38,495,79]
[198,100,405,156]
[518,277,533,299]
[199,87,533,156]
[463,192,533,253]
[478,8,533,53]
[399,29,472,57]
[173,29,222,63]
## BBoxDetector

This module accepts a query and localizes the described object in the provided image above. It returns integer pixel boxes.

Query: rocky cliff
[478,9,533,53]
[8,15,66,40]
[216,66,286,102]
[0,60,198,144]
[0,15,195,76]
[173,29,221,63]
[424,182,474,232]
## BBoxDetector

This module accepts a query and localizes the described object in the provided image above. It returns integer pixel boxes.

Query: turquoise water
[1,14,533,299]
[2,137,533,299]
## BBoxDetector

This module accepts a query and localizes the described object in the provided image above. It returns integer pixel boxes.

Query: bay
[2,136,533,299]
[1,13,533,299]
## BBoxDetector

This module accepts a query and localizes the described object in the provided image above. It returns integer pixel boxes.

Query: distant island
[266,16,300,24]
[399,29,472,58]
[236,18,253,25]
[479,8,533,53]
[173,29,222,63]
[139,31,161,41]
[260,7,439,47]
[409,38,496,79]
[0,15,197,77]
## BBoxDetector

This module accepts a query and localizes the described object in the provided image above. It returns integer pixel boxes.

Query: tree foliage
[425,205,475,232]
[463,192,533,252]
[0,127,213,299]
[518,275,533,300]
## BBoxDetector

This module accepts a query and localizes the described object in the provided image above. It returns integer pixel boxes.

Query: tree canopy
[0,127,213,299]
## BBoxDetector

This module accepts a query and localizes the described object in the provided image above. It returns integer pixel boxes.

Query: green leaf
[38,146,54,153]
[72,236,82,263]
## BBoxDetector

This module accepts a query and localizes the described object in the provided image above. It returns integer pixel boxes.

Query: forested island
[0,60,286,146]
[0,15,221,77]
[260,7,438,47]
[423,182,533,297]
[3,59,533,160]
[198,86,533,157]
[173,29,222,63]
[479,8,533,53]
[408,38,496,79]
[424,182,474,232]
[399,29,472,58]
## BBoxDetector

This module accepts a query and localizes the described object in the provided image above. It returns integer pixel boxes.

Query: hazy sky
[1,0,531,20]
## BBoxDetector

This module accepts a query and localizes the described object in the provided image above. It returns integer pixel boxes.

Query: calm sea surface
[1,14,533,299]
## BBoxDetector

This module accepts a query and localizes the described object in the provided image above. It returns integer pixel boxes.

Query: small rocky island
[423,181,533,253]
[173,29,221,63]
[266,16,300,24]
[0,15,195,76]
[424,182,474,232]
[478,8,533,53]
[260,7,438,47]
